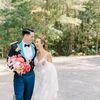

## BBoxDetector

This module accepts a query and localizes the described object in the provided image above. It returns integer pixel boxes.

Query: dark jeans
[14,71,35,100]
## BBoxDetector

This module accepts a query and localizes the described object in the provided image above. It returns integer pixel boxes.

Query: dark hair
[22,28,34,36]
[37,36,47,50]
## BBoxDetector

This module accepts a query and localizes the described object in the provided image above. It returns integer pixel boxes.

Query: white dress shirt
[22,41,33,61]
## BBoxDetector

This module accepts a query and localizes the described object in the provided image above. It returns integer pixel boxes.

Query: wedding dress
[33,53,58,100]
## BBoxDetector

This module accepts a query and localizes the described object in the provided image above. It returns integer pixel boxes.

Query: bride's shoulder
[44,51,52,57]
[47,52,52,57]
[45,51,52,62]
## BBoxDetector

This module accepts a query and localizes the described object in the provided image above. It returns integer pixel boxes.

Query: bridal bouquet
[7,54,31,74]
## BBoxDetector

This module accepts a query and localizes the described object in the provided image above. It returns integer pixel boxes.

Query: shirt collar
[22,40,30,45]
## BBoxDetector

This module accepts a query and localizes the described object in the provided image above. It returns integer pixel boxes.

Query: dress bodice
[34,53,48,71]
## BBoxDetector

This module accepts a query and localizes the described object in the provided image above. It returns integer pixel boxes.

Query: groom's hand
[15,67,23,75]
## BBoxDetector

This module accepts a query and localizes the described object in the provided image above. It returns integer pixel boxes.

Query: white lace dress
[33,53,58,100]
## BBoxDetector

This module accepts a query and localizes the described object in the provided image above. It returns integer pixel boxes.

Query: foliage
[0,0,100,57]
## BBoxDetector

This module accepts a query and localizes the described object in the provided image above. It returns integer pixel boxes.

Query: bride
[33,37,58,100]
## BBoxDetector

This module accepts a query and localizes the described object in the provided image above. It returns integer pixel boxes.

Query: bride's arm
[47,53,52,62]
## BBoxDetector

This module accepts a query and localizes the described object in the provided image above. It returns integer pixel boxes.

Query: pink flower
[8,55,31,74]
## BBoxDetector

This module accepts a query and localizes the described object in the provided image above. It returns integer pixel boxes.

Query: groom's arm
[7,45,15,57]
[7,42,20,71]
[7,41,19,57]
[7,42,18,63]
[7,44,15,69]
[30,43,37,69]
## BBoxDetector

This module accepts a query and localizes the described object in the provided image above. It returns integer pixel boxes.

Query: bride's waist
[35,65,45,71]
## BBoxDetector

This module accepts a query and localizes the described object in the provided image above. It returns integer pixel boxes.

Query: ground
[0,55,100,100]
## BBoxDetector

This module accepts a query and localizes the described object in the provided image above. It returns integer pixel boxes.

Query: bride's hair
[37,36,47,50]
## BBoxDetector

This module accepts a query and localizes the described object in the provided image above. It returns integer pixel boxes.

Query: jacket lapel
[30,43,35,60]
[18,41,26,58]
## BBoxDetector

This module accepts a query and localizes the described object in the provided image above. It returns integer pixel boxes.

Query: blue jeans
[14,71,35,100]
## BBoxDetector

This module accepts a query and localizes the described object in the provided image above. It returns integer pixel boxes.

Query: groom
[7,28,37,100]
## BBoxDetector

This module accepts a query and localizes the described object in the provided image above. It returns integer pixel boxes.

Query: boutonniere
[15,45,21,52]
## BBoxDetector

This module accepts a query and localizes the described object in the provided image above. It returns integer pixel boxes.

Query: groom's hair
[22,28,34,36]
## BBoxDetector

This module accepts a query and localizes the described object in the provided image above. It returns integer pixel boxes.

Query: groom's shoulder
[10,41,20,46]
